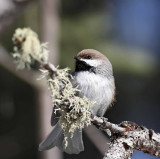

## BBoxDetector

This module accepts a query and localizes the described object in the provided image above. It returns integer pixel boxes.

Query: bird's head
[74,49,113,77]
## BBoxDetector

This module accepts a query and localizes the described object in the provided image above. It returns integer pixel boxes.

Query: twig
[91,115,125,134]
[42,63,57,76]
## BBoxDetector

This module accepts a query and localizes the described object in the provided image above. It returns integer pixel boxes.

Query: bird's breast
[73,71,115,115]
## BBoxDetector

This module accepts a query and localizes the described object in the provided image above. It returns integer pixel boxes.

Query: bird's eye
[86,55,91,59]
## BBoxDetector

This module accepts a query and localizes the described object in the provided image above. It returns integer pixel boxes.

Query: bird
[39,49,115,154]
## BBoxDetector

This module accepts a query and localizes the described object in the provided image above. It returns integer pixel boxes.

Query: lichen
[40,67,93,147]
[12,28,48,69]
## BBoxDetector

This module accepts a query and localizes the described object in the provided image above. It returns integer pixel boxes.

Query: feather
[39,124,84,154]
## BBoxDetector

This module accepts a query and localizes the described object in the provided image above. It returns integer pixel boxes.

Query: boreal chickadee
[39,49,115,154]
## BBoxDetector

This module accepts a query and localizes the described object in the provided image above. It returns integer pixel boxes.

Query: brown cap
[77,49,109,61]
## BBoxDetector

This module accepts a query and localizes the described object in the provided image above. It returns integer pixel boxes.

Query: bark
[91,116,160,159]
[104,137,134,159]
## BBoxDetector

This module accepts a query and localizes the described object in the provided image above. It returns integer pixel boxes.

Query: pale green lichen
[12,28,48,69]
[40,67,93,147]
[12,28,93,148]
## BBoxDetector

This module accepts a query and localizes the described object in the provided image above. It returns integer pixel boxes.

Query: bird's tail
[39,124,84,154]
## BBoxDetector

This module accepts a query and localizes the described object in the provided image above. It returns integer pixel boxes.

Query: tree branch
[91,115,160,158]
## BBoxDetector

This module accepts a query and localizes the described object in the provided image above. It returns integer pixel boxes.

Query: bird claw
[100,117,108,123]
[99,117,108,129]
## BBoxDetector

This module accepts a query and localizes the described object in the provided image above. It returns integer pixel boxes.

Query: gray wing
[64,128,84,154]
[39,123,84,154]
[51,107,61,126]
[39,124,63,151]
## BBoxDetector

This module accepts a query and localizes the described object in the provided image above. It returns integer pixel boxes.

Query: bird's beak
[74,56,80,61]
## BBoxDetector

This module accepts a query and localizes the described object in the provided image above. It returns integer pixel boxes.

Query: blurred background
[0,0,160,159]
